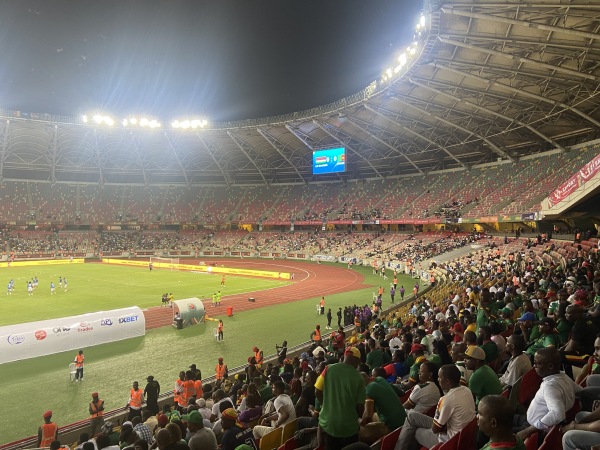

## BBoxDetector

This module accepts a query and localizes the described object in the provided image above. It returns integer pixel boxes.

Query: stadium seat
[457,418,477,448]
[281,419,298,445]
[524,432,538,450]
[379,426,402,450]
[69,363,77,381]
[539,425,561,450]
[259,427,283,450]
[278,437,296,450]
[213,328,219,341]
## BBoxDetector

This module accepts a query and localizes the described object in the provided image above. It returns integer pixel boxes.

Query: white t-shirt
[499,353,532,387]
[527,373,581,431]
[389,337,402,350]
[408,382,441,413]
[433,385,476,443]
[211,397,233,420]
[273,394,296,427]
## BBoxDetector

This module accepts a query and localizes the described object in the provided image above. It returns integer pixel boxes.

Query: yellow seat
[259,427,283,450]
[281,419,298,445]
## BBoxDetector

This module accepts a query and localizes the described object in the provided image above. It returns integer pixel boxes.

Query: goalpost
[150,256,180,270]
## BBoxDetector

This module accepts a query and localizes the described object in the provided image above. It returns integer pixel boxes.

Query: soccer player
[50,281,56,295]
[63,278,68,292]
[217,291,222,306]
[221,274,225,286]
[212,293,217,308]
[27,281,33,296]
[59,277,63,289]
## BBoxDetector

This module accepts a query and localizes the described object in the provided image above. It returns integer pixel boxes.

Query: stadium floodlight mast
[122,117,161,128]
[380,14,427,83]
[82,114,115,126]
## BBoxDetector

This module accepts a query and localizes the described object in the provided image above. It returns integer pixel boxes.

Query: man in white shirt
[388,333,403,352]
[499,334,532,388]
[395,364,475,450]
[517,348,582,441]
[253,381,296,439]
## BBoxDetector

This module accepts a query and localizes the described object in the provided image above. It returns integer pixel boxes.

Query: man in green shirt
[465,346,502,407]
[360,367,406,444]
[366,338,384,371]
[315,347,366,450]
[478,395,526,450]
[525,317,561,358]
[403,344,427,390]
[478,326,499,363]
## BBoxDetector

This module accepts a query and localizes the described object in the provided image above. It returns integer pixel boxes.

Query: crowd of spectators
[34,228,600,450]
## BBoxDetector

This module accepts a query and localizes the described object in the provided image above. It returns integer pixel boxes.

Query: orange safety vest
[90,399,104,418]
[75,354,84,368]
[313,329,321,341]
[174,379,184,404]
[194,379,203,398]
[320,299,325,308]
[40,422,58,448]
[181,380,196,405]
[129,388,143,409]
[254,350,264,365]
[217,322,223,333]
[215,363,227,380]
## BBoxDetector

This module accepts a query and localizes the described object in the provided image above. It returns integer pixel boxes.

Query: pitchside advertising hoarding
[0,307,145,364]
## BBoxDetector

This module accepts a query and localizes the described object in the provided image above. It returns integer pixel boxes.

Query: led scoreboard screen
[312,147,346,175]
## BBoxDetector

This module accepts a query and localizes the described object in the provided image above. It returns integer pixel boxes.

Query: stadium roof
[1,0,600,185]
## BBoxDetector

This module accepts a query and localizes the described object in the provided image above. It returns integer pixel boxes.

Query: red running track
[143,259,370,329]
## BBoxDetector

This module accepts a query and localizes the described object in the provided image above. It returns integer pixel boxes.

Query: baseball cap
[464,346,486,361]
[181,410,203,424]
[344,347,361,358]
[221,408,238,421]
[545,291,557,298]
[410,344,425,354]
[518,312,536,322]
[43,410,52,419]
[432,330,443,340]
[500,307,512,315]
[196,398,206,408]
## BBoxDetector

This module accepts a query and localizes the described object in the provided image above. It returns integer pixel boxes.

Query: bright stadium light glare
[82,115,88,123]
[394,66,401,73]
[130,117,138,125]
[105,117,114,126]
[171,118,209,130]
[386,68,393,77]
[93,114,103,124]
[181,120,190,129]
[140,118,149,127]
[399,53,407,66]
[122,119,129,126]
[171,120,180,128]
[420,15,426,27]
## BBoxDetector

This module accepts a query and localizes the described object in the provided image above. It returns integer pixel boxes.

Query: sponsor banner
[262,221,291,226]
[313,255,336,262]
[0,259,85,268]
[102,258,291,280]
[0,307,145,364]
[295,221,323,226]
[548,153,600,207]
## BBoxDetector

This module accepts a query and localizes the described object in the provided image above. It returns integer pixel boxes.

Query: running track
[143,259,370,329]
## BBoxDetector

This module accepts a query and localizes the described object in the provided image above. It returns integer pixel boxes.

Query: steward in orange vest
[127,381,143,420]
[174,371,185,410]
[252,347,264,366]
[311,325,322,345]
[89,392,105,437]
[180,371,197,407]
[215,358,228,381]
[37,411,58,448]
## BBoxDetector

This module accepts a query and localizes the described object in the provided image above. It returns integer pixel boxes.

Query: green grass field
[0,261,414,445]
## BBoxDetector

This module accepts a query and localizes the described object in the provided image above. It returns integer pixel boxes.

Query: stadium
[0,0,600,449]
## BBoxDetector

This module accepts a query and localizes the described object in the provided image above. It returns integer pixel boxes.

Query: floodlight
[420,15,426,27]
[399,53,407,66]
[386,68,393,77]
[140,118,149,126]
[82,115,88,123]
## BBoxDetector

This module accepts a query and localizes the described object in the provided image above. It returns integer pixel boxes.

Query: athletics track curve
[143,259,370,329]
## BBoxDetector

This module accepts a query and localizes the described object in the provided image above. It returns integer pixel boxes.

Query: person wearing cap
[181,410,217,450]
[516,311,537,342]
[314,347,365,450]
[89,392,105,437]
[220,408,257,450]
[252,380,296,439]
[499,334,532,389]
[395,364,475,450]
[516,348,582,441]
[525,317,561,358]
[144,375,160,416]
[402,344,427,390]
[38,411,58,448]
[464,346,502,407]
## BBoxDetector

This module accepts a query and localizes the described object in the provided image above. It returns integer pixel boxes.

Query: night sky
[0,0,423,122]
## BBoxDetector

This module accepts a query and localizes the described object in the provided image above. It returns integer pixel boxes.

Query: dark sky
[0,0,423,122]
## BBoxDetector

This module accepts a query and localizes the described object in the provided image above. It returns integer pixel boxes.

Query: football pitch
[0,261,409,445]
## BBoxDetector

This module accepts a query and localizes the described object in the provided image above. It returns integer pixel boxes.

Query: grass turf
[0,261,415,445]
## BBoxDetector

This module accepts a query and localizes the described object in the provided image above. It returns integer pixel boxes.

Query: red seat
[380,427,402,450]
[518,368,542,409]
[400,386,414,404]
[524,432,538,450]
[425,404,437,417]
[539,425,561,450]
[566,399,581,423]
[457,418,478,448]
